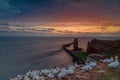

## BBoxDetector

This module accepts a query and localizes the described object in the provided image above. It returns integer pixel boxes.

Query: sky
[0,0,120,36]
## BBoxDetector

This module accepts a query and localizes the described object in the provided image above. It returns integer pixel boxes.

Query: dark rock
[73,38,79,51]
[87,39,120,54]
[73,38,82,51]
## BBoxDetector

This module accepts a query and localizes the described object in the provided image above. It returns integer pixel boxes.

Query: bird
[89,61,97,67]
[101,57,114,63]
[24,75,31,80]
[56,67,60,72]
[48,72,54,78]
[108,57,114,63]
[17,75,23,80]
[81,65,92,71]
[26,70,32,76]
[58,70,67,78]
[41,69,49,75]
[32,70,40,76]
[66,68,74,75]
[33,74,39,80]
[68,65,75,70]
[74,62,80,68]
[108,56,119,68]
[61,68,66,72]
[52,68,59,74]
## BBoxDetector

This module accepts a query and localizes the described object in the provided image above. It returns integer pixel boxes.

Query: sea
[0,37,120,80]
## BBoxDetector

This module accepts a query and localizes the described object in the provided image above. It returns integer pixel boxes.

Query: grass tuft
[75,52,88,60]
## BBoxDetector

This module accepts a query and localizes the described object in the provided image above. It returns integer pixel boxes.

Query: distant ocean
[0,37,120,80]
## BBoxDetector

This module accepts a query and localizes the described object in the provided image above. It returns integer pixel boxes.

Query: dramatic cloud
[0,0,120,36]
[0,23,55,33]
[1,23,120,35]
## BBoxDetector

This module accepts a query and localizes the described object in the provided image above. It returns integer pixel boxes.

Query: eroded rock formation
[73,38,79,51]
[73,38,82,51]
[87,39,120,54]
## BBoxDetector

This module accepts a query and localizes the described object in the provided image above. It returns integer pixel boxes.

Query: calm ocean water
[0,37,120,80]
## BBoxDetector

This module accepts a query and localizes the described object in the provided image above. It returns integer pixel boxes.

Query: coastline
[10,58,120,80]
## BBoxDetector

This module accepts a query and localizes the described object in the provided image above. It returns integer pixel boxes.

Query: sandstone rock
[73,38,82,51]
[87,39,120,54]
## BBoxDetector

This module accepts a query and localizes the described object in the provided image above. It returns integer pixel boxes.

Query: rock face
[73,38,79,51]
[73,38,82,51]
[87,39,120,54]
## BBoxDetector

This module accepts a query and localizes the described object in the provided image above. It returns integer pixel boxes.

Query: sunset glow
[0,0,120,36]
[35,26,120,34]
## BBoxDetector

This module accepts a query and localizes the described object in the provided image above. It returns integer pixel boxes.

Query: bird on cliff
[58,68,67,78]
[33,74,40,80]
[41,69,49,75]
[52,68,59,74]
[89,61,97,67]
[108,56,119,68]
[67,65,75,74]
[24,75,31,80]
[17,75,24,80]
[61,68,66,72]
[48,72,54,78]
[101,57,114,63]
[81,65,92,71]
[26,70,32,76]
[51,66,60,74]
[68,65,76,70]
[74,62,80,68]
[81,61,97,71]
[58,70,67,78]
[66,68,75,75]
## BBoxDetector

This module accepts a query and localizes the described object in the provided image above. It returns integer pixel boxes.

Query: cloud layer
[0,0,120,36]
[0,23,120,36]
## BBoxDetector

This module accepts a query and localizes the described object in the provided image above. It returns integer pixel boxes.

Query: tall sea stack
[73,38,79,51]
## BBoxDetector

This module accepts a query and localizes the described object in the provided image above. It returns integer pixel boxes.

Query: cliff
[87,39,120,54]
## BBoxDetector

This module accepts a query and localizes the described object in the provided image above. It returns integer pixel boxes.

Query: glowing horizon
[1,24,120,34]
[0,0,120,36]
